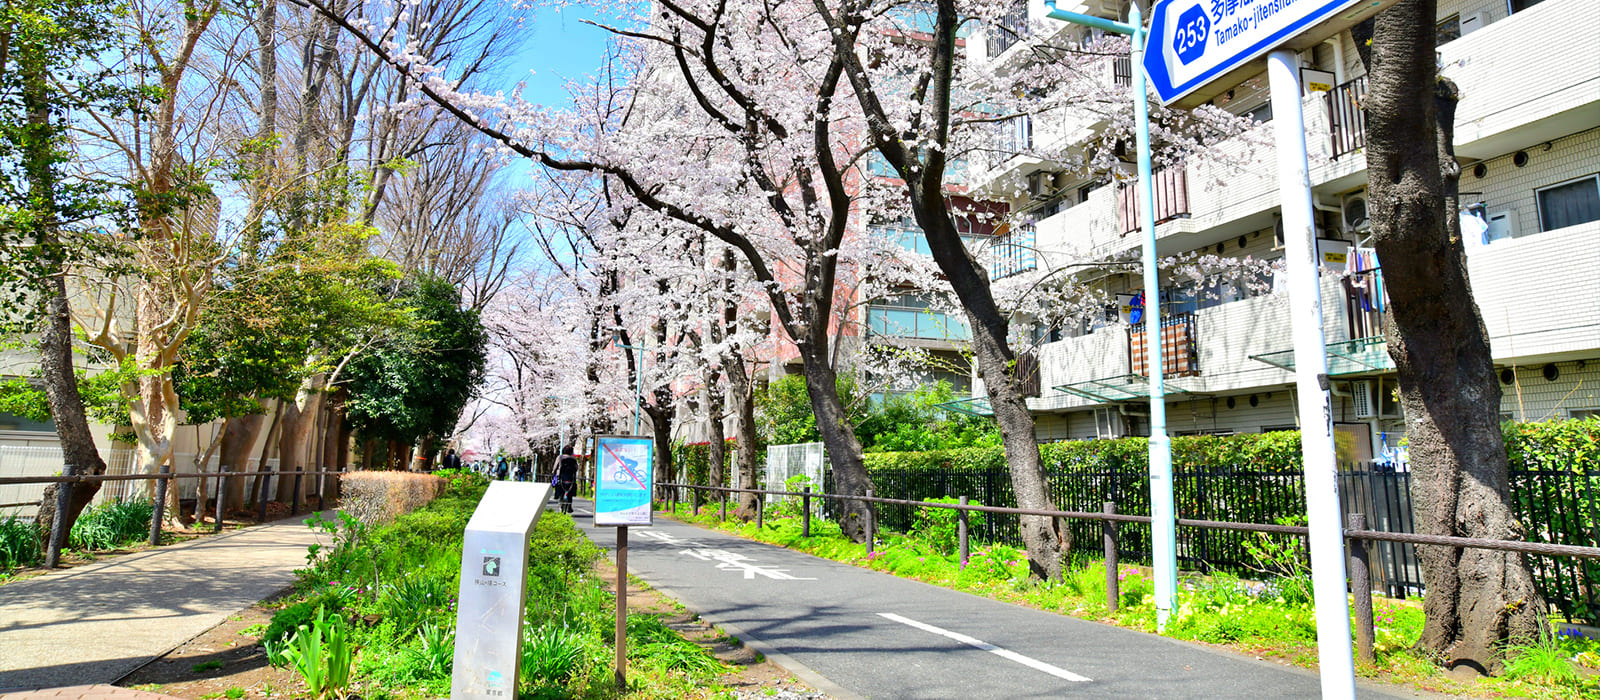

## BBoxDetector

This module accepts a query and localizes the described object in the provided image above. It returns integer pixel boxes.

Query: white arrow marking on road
[877,612,1091,682]
[681,549,816,580]
[637,530,704,548]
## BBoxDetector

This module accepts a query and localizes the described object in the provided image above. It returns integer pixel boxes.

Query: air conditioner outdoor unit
[1094,406,1126,439]
[1027,171,1053,199]
[1352,380,1378,419]
[1342,193,1370,234]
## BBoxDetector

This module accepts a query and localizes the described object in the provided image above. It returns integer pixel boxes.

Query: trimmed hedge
[672,438,766,487]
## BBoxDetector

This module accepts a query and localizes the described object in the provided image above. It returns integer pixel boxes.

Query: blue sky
[509,4,631,110]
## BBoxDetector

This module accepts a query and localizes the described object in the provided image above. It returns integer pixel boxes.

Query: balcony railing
[989,224,1038,280]
[1129,312,1199,377]
[1113,56,1132,87]
[986,2,1029,57]
[1326,75,1368,160]
[1117,166,1191,234]
[867,306,971,342]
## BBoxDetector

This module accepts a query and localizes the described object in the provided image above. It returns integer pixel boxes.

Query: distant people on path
[514,459,531,482]
[441,448,462,472]
[556,445,579,514]
[495,456,509,481]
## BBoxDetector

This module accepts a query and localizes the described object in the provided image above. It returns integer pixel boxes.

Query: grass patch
[269,473,738,699]
[662,501,1598,699]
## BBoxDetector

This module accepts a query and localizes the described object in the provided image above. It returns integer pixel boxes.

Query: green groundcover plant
[665,499,1600,699]
[269,473,734,699]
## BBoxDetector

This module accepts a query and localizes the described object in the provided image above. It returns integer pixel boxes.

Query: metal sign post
[592,434,654,688]
[1136,0,1398,693]
[450,481,552,700]
[1043,0,1179,632]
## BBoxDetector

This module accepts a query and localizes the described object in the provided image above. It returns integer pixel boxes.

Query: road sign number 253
[1173,6,1211,65]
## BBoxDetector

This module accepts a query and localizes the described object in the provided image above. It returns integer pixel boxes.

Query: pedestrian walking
[556,445,579,514]
[441,448,463,472]
[495,456,509,481]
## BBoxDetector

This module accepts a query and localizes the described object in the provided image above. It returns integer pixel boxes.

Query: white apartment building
[964,0,1600,462]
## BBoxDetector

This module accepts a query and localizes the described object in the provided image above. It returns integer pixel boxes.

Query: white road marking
[637,530,704,547]
[877,612,1092,682]
[680,549,816,580]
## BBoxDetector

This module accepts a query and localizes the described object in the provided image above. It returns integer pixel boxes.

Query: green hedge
[863,419,1600,474]
[671,438,767,487]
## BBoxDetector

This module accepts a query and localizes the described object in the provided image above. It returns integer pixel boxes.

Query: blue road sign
[1143,0,1377,104]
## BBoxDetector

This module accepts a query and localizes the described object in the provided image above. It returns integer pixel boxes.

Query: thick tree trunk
[22,48,108,542]
[1364,0,1543,671]
[642,400,675,490]
[218,412,265,506]
[724,356,761,513]
[275,382,323,501]
[797,345,872,542]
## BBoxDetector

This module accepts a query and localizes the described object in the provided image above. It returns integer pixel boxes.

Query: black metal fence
[844,463,1600,623]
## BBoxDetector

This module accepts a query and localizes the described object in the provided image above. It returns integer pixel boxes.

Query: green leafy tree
[344,274,487,466]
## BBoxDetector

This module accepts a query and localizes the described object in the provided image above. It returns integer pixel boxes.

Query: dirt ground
[117,559,827,700]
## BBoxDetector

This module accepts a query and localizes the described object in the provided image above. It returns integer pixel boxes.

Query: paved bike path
[0,513,330,691]
[570,502,1414,699]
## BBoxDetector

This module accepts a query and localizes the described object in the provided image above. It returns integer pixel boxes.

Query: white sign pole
[450,481,552,700]
[1267,48,1356,699]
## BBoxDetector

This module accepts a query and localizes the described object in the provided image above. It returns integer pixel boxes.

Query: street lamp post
[612,335,646,435]
[1041,0,1178,630]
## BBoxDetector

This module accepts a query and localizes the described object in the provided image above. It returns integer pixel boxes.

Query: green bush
[1,515,41,569]
[263,590,347,649]
[910,497,982,555]
[69,498,153,551]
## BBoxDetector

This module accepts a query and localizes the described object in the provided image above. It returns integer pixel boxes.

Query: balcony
[866,304,971,342]
[1325,75,1367,160]
[988,224,1038,280]
[1129,313,1199,377]
[1117,166,1192,235]
[1440,0,1599,160]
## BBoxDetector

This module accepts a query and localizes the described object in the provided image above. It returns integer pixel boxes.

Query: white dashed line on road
[877,612,1092,682]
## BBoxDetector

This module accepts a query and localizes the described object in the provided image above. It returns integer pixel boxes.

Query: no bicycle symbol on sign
[594,435,654,527]
[1142,0,1391,104]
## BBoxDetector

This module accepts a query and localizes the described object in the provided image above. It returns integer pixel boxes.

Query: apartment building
[963,0,1600,462]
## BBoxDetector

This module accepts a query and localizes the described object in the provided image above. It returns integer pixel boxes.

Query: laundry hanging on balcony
[1347,247,1386,314]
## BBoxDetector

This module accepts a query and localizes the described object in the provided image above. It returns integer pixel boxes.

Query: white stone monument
[450,481,552,700]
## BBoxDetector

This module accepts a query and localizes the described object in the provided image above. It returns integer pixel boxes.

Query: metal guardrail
[655,480,1600,662]
[7,468,348,568]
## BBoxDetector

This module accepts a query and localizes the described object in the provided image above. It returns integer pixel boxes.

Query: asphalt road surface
[565,500,1414,699]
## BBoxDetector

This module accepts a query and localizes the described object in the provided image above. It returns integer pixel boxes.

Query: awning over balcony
[934,396,993,417]
[1248,337,1395,376]
[1053,373,1196,403]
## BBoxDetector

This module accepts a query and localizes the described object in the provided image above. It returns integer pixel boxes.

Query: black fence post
[316,468,325,512]
[865,487,876,556]
[720,489,728,522]
[802,486,811,538]
[1104,501,1120,613]
[1348,512,1375,663]
[214,466,228,533]
[149,464,171,546]
[756,492,764,529]
[693,488,701,516]
[46,468,73,568]
[291,467,303,516]
[958,496,970,570]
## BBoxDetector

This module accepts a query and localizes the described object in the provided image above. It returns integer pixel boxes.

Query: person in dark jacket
[556,445,580,513]
[441,449,462,472]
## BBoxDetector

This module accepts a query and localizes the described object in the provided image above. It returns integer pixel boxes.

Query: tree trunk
[642,401,675,490]
[275,380,323,500]
[797,345,872,542]
[724,356,761,513]
[218,412,265,505]
[908,190,1065,579]
[22,45,108,542]
[706,380,726,489]
[1364,0,1543,671]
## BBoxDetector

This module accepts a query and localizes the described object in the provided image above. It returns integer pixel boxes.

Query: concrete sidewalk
[0,513,331,691]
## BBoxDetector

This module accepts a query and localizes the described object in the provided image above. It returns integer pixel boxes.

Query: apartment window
[1244,102,1273,124]
[1509,0,1546,13]
[1436,14,1461,44]
[1570,408,1600,420]
[0,411,55,433]
[1536,175,1600,231]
